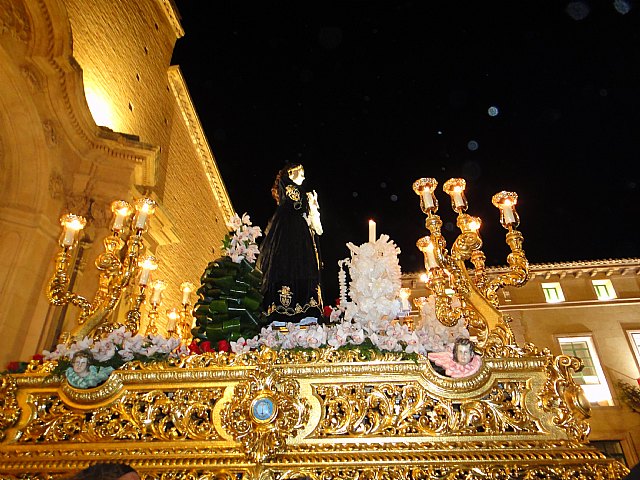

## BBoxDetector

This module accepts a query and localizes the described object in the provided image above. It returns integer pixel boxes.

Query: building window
[590,440,627,466]
[592,279,617,300]
[627,330,640,367]
[542,282,565,303]
[558,336,613,406]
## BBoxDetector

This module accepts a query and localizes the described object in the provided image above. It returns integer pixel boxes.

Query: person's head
[71,351,92,376]
[287,164,305,185]
[271,164,304,203]
[70,463,140,480]
[453,337,474,365]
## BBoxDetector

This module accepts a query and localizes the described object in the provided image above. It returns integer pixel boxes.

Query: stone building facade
[0,0,232,367]
[403,258,640,466]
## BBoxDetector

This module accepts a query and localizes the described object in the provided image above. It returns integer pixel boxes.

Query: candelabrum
[178,282,195,344]
[412,178,529,354]
[47,198,157,341]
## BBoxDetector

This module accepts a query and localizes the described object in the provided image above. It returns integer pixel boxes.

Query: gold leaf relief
[18,388,225,443]
[313,380,541,438]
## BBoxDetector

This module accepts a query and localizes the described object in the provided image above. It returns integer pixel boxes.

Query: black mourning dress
[257,174,323,325]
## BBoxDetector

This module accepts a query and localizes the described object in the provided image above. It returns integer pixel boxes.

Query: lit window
[592,279,617,300]
[558,336,613,406]
[542,282,565,303]
[627,330,640,367]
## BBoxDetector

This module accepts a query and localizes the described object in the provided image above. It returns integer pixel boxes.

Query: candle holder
[47,198,158,342]
[145,302,160,336]
[413,177,530,354]
[166,308,180,338]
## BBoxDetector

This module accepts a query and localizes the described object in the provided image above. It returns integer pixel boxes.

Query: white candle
[135,208,149,230]
[113,210,128,231]
[151,288,163,304]
[60,215,85,247]
[502,202,516,224]
[368,219,376,243]
[421,190,435,209]
[181,286,192,305]
[61,227,76,247]
[151,281,165,304]
[425,241,439,268]
[452,187,465,208]
[139,268,152,286]
[166,309,179,331]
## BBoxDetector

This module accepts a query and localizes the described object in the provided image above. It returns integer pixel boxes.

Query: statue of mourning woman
[257,164,324,326]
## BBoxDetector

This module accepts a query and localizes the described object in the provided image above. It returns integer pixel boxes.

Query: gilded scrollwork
[0,348,629,478]
[220,349,310,462]
[539,353,591,442]
[0,376,20,440]
[18,388,225,443]
[313,380,541,438]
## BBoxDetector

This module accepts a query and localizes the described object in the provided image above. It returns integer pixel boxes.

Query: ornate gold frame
[0,347,628,479]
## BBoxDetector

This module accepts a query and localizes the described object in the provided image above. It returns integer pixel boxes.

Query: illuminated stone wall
[0,0,232,364]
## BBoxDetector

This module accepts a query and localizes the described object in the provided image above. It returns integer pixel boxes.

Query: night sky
[171,2,639,303]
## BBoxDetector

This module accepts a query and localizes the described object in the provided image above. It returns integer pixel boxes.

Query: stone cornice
[167,65,235,221]
[155,0,184,39]
[403,258,640,277]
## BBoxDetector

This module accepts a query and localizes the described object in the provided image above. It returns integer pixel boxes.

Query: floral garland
[222,213,261,263]
[43,327,187,375]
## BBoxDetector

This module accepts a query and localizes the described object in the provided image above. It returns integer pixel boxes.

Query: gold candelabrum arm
[46,249,93,315]
[485,228,530,305]
[48,199,157,342]
[413,179,527,352]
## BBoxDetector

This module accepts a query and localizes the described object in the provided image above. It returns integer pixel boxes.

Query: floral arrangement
[43,327,187,376]
[341,235,403,332]
[229,298,469,358]
[191,213,264,349]
[222,213,261,263]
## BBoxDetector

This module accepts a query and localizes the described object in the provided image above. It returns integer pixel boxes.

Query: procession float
[0,176,629,479]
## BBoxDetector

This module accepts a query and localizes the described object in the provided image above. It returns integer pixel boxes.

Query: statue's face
[289,167,305,185]
[455,344,473,365]
[72,355,89,375]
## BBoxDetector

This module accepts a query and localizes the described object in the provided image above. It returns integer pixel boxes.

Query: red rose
[188,340,202,355]
[200,341,214,353]
[217,340,231,352]
[323,306,334,318]
[6,361,20,372]
[32,354,44,363]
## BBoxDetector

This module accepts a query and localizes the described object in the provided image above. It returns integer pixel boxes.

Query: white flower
[231,337,252,354]
[226,214,243,230]
[241,213,252,226]
[90,339,116,362]
[327,324,349,348]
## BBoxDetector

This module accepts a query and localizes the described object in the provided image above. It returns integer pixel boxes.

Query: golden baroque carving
[0,0,31,43]
[539,353,591,442]
[313,380,541,438]
[19,65,42,92]
[18,388,225,443]
[0,376,20,441]
[220,349,310,462]
[48,172,64,200]
[42,120,57,147]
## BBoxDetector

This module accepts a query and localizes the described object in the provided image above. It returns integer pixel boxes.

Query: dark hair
[452,337,474,362]
[271,163,302,204]
[72,351,92,362]
[69,463,138,480]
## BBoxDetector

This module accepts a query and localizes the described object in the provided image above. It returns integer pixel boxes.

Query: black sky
[171,1,640,303]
